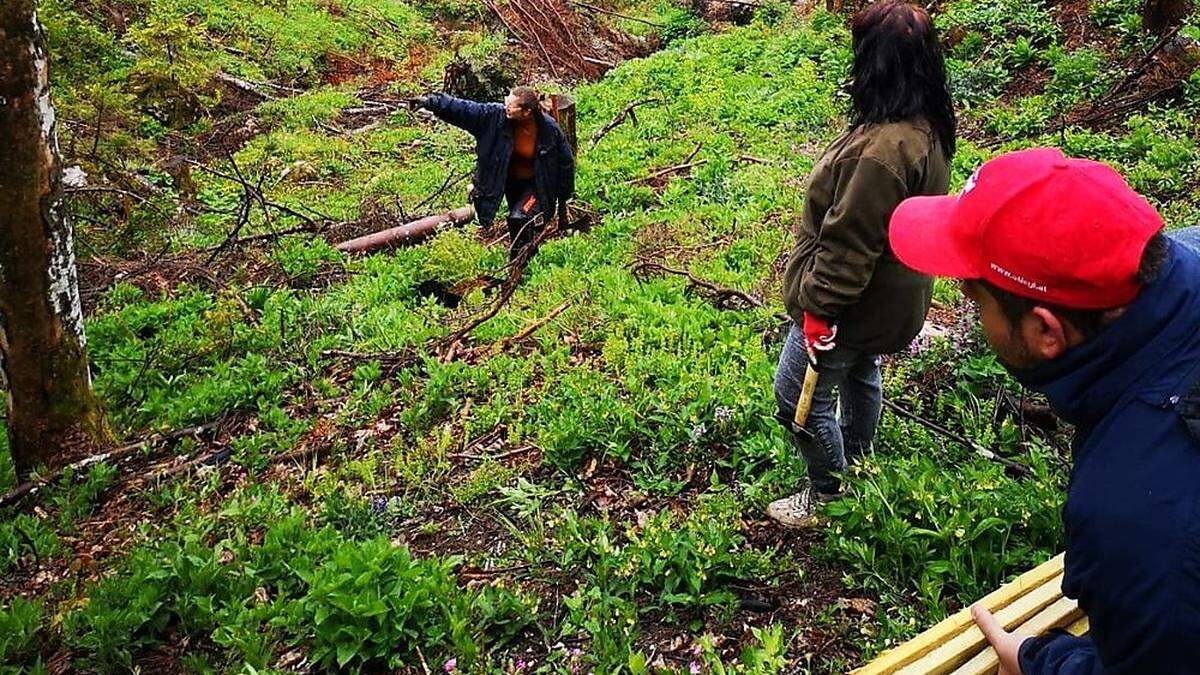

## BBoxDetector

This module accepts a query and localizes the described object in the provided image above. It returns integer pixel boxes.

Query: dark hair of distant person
[509,86,541,114]
[850,1,957,160]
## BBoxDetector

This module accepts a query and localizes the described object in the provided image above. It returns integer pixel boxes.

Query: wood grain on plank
[951,595,1083,675]
[853,553,1065,674]
[897,572,1065,675]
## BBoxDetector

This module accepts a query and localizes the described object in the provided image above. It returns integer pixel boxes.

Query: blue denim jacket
[424,94,575,228]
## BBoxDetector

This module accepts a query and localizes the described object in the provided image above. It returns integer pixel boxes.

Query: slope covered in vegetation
[2,0,1199,672]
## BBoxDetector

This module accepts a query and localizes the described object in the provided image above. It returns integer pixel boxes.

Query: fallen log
[336,205,476,253]
[0,423,219,509]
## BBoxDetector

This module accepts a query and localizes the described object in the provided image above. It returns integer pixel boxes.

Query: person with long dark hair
[768,1,956,527]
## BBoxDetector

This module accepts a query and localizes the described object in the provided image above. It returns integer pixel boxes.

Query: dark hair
[509,86,541,114]
[850,1,956,160]
[975,233,1170,339]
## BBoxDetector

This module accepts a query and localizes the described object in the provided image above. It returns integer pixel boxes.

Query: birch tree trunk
[0,0,108,479]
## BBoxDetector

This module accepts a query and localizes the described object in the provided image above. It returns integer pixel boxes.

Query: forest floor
[2,0,1199,673]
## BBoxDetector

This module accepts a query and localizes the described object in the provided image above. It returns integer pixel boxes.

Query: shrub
[659,8,708,46]
[0,598,44,668]
[823,452,1064,611]
[291,539,477,670]
[290,538,535,671]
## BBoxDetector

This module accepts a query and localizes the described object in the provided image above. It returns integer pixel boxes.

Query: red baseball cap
[889,147,1163,309]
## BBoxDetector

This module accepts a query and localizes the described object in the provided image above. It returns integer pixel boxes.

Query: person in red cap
[890,146,1200,673]
[769,0,956,527]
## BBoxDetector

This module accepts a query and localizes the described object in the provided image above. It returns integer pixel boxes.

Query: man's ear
[1025,307,1071,360]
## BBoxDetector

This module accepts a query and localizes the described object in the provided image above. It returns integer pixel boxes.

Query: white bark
[30,7,87,352]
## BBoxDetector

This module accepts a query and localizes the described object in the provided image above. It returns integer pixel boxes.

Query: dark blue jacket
[1014,230,1200,674]
[424,93,575,229]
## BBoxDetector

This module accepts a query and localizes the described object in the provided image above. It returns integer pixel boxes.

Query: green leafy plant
[290,539,475,670]
[0,515,62,575]
[699,625,788,674]
[823,452,1064,611]
[0,597,44,668]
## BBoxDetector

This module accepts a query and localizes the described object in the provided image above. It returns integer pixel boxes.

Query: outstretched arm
[419,94,498,137]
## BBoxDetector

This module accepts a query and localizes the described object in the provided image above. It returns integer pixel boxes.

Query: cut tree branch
[476,298,573,359]
[629,259,781,315]
[438,217,561,360]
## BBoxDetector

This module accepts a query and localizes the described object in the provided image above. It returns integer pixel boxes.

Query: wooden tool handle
[793,362,819,429]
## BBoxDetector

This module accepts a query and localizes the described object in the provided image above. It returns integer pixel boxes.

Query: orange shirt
[508,119,537,180]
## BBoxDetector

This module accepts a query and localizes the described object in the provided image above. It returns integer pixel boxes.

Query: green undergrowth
[56,485,536,672]
[3,0,1199,671]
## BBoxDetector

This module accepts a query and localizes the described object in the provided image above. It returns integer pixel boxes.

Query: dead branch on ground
[215,72,281,101]
[881,398,1035,478]
[481,0,622,79]
[590,98,659,149]
[413,169,473,214]
[456,297,574,361]
[0,423,219,509]
[438,217,561,360]
[324,213,569,369]
[629,259,777,314]
[188,154,330,263]
[627,143,705,184]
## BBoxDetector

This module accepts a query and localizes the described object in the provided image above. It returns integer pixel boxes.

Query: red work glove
[803,312,837,355]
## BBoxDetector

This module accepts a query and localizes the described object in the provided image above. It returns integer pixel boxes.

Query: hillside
[2,0,1199,672]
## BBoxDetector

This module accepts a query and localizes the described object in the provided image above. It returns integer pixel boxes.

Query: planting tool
[792,351,819,440]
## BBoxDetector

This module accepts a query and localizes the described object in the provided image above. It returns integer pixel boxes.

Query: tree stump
[545,93,578,155]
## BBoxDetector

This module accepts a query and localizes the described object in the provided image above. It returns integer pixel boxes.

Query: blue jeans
[773,325,882,495]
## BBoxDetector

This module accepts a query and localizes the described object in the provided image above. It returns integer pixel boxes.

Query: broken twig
[630,259,777,314]
[590,98,659,149]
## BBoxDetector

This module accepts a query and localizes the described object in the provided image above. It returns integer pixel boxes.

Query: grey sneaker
[765,487,838,528]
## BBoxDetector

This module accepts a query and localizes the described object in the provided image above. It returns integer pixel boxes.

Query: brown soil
[0,413,252,604]
[323,52,403,87]
[1055,0,1102,51]
[1002,64,1052,100]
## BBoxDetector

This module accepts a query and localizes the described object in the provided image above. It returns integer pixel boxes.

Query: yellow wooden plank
[1067,616,1089,636]
[950,595,1083,675]
[897,571,1064,675]
[853,554,1065,674]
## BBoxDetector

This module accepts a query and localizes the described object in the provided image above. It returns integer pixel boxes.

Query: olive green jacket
[782,120,950,354]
